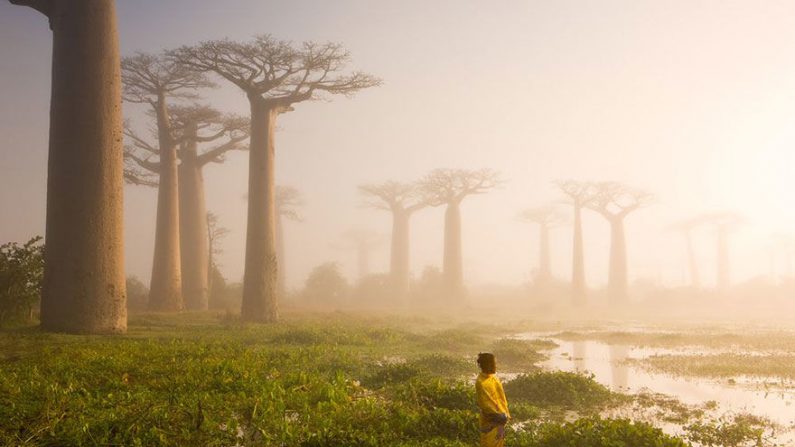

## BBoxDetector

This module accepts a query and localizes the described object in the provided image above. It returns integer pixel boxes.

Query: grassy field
[0,311,771,446]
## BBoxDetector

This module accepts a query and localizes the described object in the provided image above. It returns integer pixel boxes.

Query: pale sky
[3,1,795,291]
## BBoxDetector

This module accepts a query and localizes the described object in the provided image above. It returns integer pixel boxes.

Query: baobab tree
[275,185,304,298]
[206,211,230,295]
[359,181,427,300]
[667,217,707,289]
[10,0,127,333]
[170,35,380,322]
[587,182,654,304]
[700,212,745,292]
[556,180,594,305]
[122,52,212,311]
[519,205,567,286]
[335,229,383,281]
[176,105,248,310]
[419,169,501,299]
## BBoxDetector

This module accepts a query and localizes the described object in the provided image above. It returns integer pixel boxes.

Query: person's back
[475,353,510,447]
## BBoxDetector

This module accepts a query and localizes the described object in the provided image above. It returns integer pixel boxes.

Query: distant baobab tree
[667,216,706,289]
[556,180,595,305]
[10,0,127,333]
[275,185,304,298]
[175,106,248,311]
[122,52,212,312]
[587,182,654,304]
[359,181,427,300]
[335,229,383,281]
[519,204,567,285]
[171,35,381,322]
[700,212,745,292]
[419,169,501,299]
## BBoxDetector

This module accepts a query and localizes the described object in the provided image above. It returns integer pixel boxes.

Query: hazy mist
[3,0,795,292]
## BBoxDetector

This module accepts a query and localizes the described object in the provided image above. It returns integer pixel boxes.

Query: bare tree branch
[519,204,568,228]
[418,169,502,206]
[9,0,51,18]
[276,185,305,222]
[586,181,655,219]
[168,35,382,109]
[358,181,427,213]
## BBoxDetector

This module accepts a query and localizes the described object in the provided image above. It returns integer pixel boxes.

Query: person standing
[475,352,510,447]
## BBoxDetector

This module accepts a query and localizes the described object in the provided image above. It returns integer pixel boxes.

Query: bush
[126,276,149,311]
[0,236,44,326]
[504,371,616,410]
[517,417,689,447]
[302,262,349,306]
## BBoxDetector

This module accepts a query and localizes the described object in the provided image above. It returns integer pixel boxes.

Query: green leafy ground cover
[0,312,742,446]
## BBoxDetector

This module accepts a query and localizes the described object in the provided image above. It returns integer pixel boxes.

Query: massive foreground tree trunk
[241,101,279,322]
[147,100,182,311]
[13,0,127,333]
[607,218,628,304]
[571,205,586,305]
[178,139,209,310]
[390,211,411,300]
[442,202,464,298]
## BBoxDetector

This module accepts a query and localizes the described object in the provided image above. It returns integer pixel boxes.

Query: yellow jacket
[475,372,510,428]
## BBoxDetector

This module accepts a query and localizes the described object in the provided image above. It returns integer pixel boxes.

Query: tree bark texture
[241,101,278,322]
[571,205,586,305]
[147,98,182,311]
[178,138,209,310]
[390,211,411,301]
[442,201,464,298]
[32,0,127,333]
[607,217,628,304]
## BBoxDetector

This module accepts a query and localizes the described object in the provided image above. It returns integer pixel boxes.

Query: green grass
[0,311,694,446]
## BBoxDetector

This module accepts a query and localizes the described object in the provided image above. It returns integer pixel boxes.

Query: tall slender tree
[359,181,427,300]
[175,106,248,310]
[519,205,567,285]
[419,169,501,299]
[335,229,383,281]
[557,180,594,305]
[587,182,653,304]
[171,35,380,322]
[275,185,304,299]
[667,217,706,289]
[699,212,745,292]
[10,0,127,333]
[121,53,212,311]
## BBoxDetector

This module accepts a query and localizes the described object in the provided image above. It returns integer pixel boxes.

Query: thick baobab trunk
[241,100,278,322]
[607,217,628,304]
[390,211,411,300]
[571,205,586,305]
[538,223,551,282]
[442,201,464,298]
[33,0,127,333]
[685,230,700,288]
[716,226,730,292]
[276,212,286,299]
[178,140,209,310]
[148,99,182,311]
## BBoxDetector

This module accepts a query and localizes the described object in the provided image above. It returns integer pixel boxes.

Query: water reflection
[522,334,795,429]
[573,340,586,371]
[609,344,629,390]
